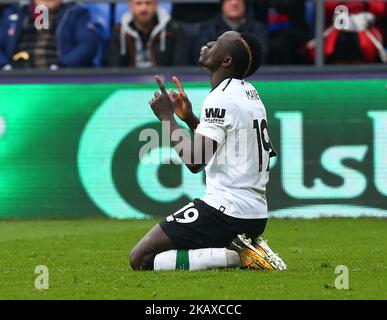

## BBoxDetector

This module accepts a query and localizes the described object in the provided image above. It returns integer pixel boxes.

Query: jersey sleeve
[195,95,238,145]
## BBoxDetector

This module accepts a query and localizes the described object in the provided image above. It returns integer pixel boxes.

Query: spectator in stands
[193,0,268,65]
[0,0,99,70]
[171,2,220,65]
[110,0,189,68]
[253,0,309,65]
[305,1,387,64]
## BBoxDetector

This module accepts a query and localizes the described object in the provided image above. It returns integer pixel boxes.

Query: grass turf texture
[0,218,386,300]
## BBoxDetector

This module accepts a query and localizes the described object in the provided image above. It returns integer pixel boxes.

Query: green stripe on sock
[175,250,190,270]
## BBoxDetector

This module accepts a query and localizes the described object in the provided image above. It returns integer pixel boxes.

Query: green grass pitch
[0,218,386,300]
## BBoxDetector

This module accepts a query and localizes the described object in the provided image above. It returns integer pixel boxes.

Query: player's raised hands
[149,76,176,121]
[169,76,193,122]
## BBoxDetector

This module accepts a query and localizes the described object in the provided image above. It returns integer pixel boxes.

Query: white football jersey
[195,78,275,219]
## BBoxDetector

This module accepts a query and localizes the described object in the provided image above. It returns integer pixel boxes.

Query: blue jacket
[0,3,99,67]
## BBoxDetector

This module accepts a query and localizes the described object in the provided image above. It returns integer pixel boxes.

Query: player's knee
[129,247,153,270]
[129,247,142,270]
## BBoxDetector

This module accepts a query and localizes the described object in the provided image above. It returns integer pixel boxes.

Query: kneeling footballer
[130,31,286,271]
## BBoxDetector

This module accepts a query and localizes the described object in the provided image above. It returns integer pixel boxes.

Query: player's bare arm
[149,75,217,173]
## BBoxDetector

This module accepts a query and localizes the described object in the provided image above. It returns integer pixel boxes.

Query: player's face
[199,31,240,70]
[130,0,157,25]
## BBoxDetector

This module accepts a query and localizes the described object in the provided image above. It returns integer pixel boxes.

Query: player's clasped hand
[149,76,176,121]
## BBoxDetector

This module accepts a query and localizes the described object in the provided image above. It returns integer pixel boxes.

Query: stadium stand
[0,0,100,69]
[109,0,189,67]
[305,0,387,64]
[193,0,269,65]
[0,0,386,69]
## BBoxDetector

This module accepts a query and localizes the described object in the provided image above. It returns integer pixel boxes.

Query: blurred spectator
[253,0,309,64]
[193,0,268,65]
[110,0,189,68]
[0,0,99,70]
[171,3,220,65]
[305,1,387,64]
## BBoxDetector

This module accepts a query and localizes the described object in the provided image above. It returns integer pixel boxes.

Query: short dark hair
[230,32,262,78]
